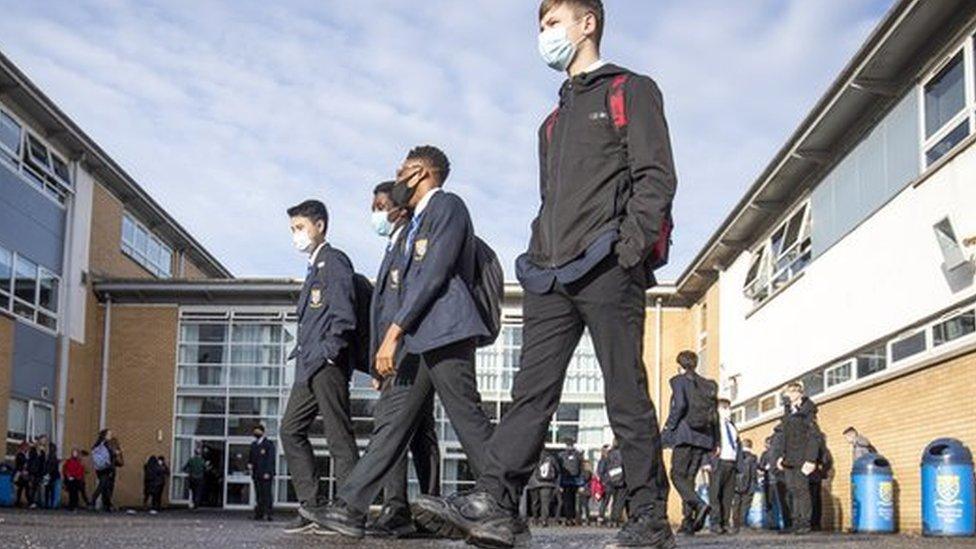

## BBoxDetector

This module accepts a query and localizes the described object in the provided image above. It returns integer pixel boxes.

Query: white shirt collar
[308,241,326,265]
[584,59,607,73]
[413,187,441,217]
[388,223,405,250]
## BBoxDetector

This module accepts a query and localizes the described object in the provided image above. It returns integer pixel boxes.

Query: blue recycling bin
[0,465,13,507]
[746,484,765,528]
[921,438,975,537]
[851,453,895,533]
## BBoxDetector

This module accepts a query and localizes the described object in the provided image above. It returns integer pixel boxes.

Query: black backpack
[607,450,625,487]
[561,449,582,478]
[685,376,718,432]
[350,273,374,374]
[537,456,557,482]
[472,237,503,347]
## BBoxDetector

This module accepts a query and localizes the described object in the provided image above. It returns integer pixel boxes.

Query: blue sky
[0,0,893,280]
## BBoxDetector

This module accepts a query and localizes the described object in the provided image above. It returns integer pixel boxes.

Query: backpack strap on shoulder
[543,107,559,144]
[608,74,630,131]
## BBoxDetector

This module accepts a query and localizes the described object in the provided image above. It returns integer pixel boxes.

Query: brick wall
[89,184,160,279]
[101,305,179,507]
[739,350,976,533]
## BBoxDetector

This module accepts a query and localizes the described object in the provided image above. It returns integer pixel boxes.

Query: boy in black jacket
[414,2,677,547]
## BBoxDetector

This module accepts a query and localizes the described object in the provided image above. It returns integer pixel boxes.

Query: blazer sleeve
[317,253,357,364]
[393,197,468,332]
[615,75,677,270]
[663,378,687,432]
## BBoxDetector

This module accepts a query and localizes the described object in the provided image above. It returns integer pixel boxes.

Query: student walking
[91,429,122,512]
[182,449,206,510]
[413,2,678,547]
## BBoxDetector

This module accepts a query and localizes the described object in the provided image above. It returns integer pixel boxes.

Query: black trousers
[671,445,708,524]
[480,258,669,520]
[784,468,811,529]
[381,383,440,510]
[337,339,493,513]
[538,486,557,522]
[561,485,577,521]
[577,492,591,522]
[281,364,359,506]
[66,479,83,509]
[709,460,736,529]
[809,478,823,530]
[732,490,752,529]
[253,477,273,518]
[93,469,115,511]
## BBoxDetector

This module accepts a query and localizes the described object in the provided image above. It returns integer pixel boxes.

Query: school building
[1,0,975,531]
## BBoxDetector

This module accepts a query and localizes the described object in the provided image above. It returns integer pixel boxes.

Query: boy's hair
[539,0,605,46]
[843,426,857,435]
[406,145,451,185]
[742,439,753,449]
[676,350,698,371]
[287,200,329,232]
[373,180,395,195]
[784,381,805,394]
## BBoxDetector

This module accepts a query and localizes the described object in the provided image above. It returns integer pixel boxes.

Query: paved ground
[1,509,975,548]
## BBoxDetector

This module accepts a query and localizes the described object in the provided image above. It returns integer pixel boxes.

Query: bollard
[921,438,975,537]
[851,453,895,533]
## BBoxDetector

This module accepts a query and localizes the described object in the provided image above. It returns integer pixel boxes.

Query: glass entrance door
[225,439,255,509]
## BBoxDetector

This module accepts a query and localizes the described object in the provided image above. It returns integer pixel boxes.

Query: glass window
[856,345,887,378]
[50,154,70,186]
[6,399,28,440]
[122,215,135,247]
[926,121,970,166]
[31,403,53,439]
[801,370,824,396]
[744,400,759,421]
[229,397,279,416]
[25,134,50,169]
[825,361,853,388]
[0,246,11,296]
[924,52,966,138]
[758,395,777,414]
[177,396,226,415]
[744,247,764,287]
[38,269,58,313]
[890,331,927,363]
[181,323,227,343]
[0,110,21,156]
[13,255,37,305]
[933,310,976,346]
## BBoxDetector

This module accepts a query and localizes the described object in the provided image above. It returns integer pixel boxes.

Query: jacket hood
[558,63,629,99]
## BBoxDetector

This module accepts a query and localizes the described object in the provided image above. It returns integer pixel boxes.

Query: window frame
[919,35,976,168]
[742,200,812,306]
[0,102,73,206]
[121,212,174,278]
[824,359,855,389]
[0,243,60,333]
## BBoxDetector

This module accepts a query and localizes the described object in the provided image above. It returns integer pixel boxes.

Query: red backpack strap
[543,107,559,144]
[608,74,629,131]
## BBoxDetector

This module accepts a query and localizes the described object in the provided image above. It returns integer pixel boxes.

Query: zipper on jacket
[549,83,574,269]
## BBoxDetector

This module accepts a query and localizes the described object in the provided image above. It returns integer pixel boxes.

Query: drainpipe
[55,164,77,450]
[99,295,112,430]
[655,297,663,406]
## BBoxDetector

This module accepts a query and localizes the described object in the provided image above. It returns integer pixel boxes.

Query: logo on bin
[937,474,961,506]
[878,481,893,507]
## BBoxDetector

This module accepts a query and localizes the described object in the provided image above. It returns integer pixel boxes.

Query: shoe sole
[411,503,466,540]
[282,523,317,535]
[319,518,365,539]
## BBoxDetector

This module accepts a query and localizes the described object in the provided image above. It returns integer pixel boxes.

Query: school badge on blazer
[310,285,324,308]
[414,238,428,261]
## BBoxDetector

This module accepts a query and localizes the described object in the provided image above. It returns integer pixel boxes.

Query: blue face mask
[371,210,394,237]
[538,21,582,72]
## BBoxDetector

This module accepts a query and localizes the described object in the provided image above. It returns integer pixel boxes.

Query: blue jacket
[369,226,408,377]
[289,244,358,384]
[392,191,489,354]
[662,373,717,450]
[248,438,275,479]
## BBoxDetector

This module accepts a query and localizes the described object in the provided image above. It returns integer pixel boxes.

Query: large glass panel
[176,416,225,436]
[38,270,58,313]
[229,397,279,417]
[121,215,135,247]
[181,323,226,343]
[180,344,225,364]
[228,366,280,387]
[178,365,225,386]
[31,403,53,439]
[230,344,281,365]
[924,52,966,138]
[856,345,887,378]
[177,396,226,415]
[0,110,20,155]
[891,331,926,363]
[926,121,970,166]
[13,255,37,304]
[50,155,70,186]
[933,310,976,346]
[228,417,278,437]
[6,399,27,440]
[232,324,281,343]
[825,361,853,388]
[25,134,50,169]
[0,246,12,296]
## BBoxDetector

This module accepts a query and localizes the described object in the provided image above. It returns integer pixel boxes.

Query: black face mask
[391,170,422,208]
[253,433,262,440]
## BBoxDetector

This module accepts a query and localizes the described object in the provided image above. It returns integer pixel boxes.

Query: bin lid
[852,453,892,475]
[921,437,973,466]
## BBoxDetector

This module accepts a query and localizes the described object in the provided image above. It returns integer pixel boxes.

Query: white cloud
[0,0,890,280]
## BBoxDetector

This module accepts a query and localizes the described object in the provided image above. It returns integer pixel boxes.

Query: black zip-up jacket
[526,63,676,284]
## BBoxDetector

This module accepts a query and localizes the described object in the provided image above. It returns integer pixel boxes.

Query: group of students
[524,440,628,528]
[277,1,678,548]
[8,428,127,513]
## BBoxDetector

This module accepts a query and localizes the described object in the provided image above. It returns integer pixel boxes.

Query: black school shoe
[412,491,530,548]
[303,500,366,539]
[282,512,316,534]
[604,512,676,548]
[366,504,418,538]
